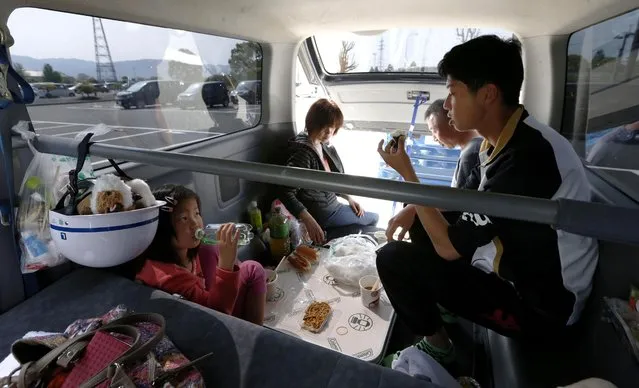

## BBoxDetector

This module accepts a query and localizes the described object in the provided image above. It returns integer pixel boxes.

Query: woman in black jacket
[278,99,379,243]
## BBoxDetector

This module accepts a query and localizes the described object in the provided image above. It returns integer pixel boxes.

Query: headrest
[0,24,15,47]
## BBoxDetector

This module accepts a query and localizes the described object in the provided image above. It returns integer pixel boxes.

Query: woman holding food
[278,99,379,244]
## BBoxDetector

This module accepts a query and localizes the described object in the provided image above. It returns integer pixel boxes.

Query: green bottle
[248,201,263,232]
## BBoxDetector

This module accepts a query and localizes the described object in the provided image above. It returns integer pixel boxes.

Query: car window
[562,8,639,199]
[7,7,263,166]
[314,28,514,74]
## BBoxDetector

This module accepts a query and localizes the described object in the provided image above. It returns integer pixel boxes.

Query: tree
[228,42,262,82]
[409,61,417,68]
[14,63,26,78]
[77,73,90,82]
[61,74,76,84]
[77,83,96,97]
[591,49,614,69]
[42,64,62,83]
[168,48,204,85]
[385,64,395,72]
[121,76,129,84]
[338,40,358,72]
[456,28,481,43]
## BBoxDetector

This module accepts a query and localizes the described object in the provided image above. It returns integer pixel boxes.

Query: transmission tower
[93,17,117,82]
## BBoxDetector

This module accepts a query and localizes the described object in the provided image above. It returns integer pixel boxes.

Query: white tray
[264,248,395,363]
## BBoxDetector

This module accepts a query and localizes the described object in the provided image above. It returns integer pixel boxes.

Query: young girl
[136,184,267,325]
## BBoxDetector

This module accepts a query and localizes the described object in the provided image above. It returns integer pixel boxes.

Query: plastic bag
[14,121,98,272]
[324,234,379,287]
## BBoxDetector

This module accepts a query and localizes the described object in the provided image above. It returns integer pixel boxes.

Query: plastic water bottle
[195,224,252,246]
[195,227,218,245]
[248,201,263,232]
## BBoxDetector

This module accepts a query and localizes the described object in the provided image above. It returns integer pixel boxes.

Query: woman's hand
[377,136,416,181]
[299,210,325,244]
[217,223,239,271]
[348,198,365,217]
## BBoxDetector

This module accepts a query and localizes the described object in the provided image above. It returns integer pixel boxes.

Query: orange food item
[287,253,311,272]
[302,301,332,333]
[295,245,318,263]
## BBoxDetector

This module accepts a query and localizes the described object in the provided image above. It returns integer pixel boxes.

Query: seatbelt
[0,25,35,310]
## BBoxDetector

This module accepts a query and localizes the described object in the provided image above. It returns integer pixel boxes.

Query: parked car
[177,81,230,109]
[115,80,185,109]
[29,84,46,98]
[230,80,261,105]
[377,132,460,186]
[32,83,75,98]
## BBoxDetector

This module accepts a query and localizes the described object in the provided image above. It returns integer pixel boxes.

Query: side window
[563,9,639,172]
[8,7,263,166]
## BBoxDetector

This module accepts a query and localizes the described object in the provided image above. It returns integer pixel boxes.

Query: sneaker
[381,337,456,368]
[414,337,456,365]
[438,304,458,324]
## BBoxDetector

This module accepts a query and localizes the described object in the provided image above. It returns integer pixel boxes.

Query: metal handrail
[31,133,639,245]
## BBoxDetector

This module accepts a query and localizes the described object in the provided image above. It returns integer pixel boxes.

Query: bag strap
[107,158,133,181]
[79,313,166,388]
[53,133,94,214]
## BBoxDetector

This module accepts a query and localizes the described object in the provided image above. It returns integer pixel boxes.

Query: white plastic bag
[14,121,98,272]
[324,234,379,287]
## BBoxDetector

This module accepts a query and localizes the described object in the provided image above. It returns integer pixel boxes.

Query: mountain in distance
[11,55,230,80]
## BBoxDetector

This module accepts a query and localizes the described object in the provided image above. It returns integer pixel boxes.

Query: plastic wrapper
[324,234,379,287]
[13,121,107,273]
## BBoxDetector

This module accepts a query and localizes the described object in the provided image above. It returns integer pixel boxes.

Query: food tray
[264,248,395,363]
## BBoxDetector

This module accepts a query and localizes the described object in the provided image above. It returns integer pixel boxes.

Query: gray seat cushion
[0,269,437,388]
[487,241,639,388]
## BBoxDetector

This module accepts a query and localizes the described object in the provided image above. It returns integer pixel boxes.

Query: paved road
[25,101,261,161]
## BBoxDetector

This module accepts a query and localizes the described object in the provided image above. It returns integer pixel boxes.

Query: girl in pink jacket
[136,184,266,324]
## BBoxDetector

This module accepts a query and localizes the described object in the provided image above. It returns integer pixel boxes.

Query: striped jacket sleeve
[277,148,313,217]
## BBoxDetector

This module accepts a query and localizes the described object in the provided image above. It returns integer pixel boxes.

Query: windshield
[314,28,515,74]
[184,83,202,93]
[126,81,147,92]
[236,81,254,91]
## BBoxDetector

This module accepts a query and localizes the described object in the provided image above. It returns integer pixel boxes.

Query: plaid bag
[0,305,211,387]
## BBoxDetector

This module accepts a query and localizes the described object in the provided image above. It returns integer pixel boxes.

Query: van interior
[1,0,639,387]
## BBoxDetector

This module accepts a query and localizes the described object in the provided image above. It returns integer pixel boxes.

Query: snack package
[301,301,332,333]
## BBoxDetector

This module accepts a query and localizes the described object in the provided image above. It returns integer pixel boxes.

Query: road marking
[94,131,163,142]
[31,120,223,135]
[34,123,83,131]
[64,105,244,115]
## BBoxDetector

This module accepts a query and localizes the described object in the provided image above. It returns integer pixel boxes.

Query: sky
[7,7,242,66]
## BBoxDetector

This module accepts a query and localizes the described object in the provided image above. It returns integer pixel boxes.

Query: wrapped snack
[295,245,319,264]
[302,301,332,333]
[389,129,407,151]
[287,253,311,272]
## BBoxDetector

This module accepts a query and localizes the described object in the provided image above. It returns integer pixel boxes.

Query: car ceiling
[3,0,638,43]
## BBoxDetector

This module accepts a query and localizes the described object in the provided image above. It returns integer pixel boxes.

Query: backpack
[0,305,211,387]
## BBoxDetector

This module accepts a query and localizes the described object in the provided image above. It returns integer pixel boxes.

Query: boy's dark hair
[142,184,202,266]
[425,99,447,120]
[305,98,344,136]
[437,35,523,107]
